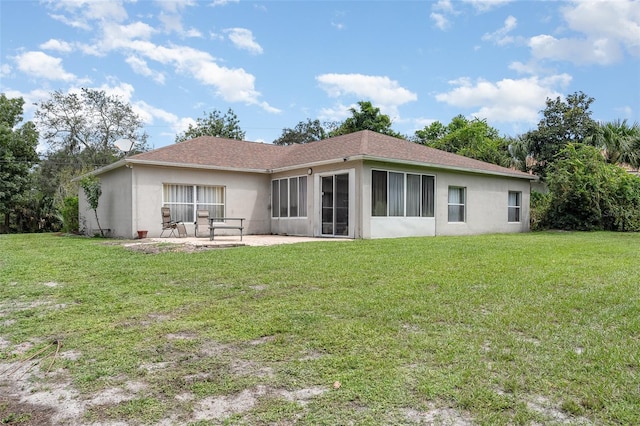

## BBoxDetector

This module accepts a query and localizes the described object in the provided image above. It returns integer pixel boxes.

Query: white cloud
[78,21,156,56]
[15,51,76,82]
[155,0,196,14]
[464,0,512,12]
[526,0,640,66]
[211,0,239,6]
[317,103,354,123]
[224,28,263,55]
[40,0,277,113]
[49,13,91,30]
[529,34,623,66]
[155,1,202,38]
[125,56,166,84]
[95,81,136,103]
[46,0,127,29]
[432,0,455,13]
[563,0,640,57]
[430,13,450,31]
[435,75,572,125]
[316,73,417,116]
[40,39,73,53]
[132,99,178,125]
[1,64,11,77]
[482,15,517,45]
[120,40,278,111]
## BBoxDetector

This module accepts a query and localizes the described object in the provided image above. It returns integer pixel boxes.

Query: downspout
[130,163,137,238]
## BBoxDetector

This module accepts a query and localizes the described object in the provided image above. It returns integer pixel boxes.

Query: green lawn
[1,232,639,425]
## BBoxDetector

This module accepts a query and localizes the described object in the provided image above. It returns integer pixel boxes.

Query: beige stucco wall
[360,161,532,238]
[434,171,531,236]
[79,166,133,237]
[81,164,271,238]
[133,165,271,238]
[270,161,361,238]
[81,159,532,240]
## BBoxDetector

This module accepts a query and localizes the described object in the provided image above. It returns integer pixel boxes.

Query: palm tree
[587,119,640,170]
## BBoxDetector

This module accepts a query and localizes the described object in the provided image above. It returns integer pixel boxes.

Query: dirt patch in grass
[122,241,201,254]
[0,396,55,426]
[403,406,474,425]
[0,334,331,425]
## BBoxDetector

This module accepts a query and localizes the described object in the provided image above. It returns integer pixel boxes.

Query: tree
[175,108,245,143]
[413,121,447,145]
[520,91,599,177]
[80,175,104,236]
[329,101,404,138]
[273,119,328,145]
[35,88,149,166]
[0,94,39,233]
[542,144,640,231]
[33,88,148,233]
[413,115,512,167]
[586,119,640,170]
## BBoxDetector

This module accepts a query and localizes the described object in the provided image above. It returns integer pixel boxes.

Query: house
[79,130,538,239]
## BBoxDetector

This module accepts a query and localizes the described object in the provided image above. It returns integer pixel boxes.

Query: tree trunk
[93,209,104,237]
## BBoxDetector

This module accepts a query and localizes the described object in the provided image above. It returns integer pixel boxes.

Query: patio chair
[194,209,210,238]
[160,207,178,237]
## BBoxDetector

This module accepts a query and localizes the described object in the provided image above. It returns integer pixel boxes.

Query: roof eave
[125,159,270,174]
[71,159,127,181]
[363,155,539,180]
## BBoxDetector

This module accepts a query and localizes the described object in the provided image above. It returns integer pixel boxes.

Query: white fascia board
[125,159,269,174]
[71,159,127,181]
[361,155,539,181]
[268,158,358,174]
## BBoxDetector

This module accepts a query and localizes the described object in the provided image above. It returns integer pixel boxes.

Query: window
[448,186,465,222]
[271,176,308,218]
[389,172,404,216]
[372,170,387,216]
[371,170,435,217]
[508,191,521,222]
[163,184,224,222]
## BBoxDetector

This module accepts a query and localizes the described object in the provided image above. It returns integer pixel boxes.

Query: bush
[61,196,79,233]
[543,144,640,231]
[530,191,550,230]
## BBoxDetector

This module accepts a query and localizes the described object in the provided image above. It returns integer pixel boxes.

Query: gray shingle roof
[128,130,535,180]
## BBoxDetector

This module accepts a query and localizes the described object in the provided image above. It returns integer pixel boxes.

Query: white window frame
[163,184,225,223]
[371,169,435,217]
[448,186,466,223]
[508,191,522,223]
[271,175,308,218]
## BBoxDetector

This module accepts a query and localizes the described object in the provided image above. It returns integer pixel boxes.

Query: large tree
[273,119,328,145]
[0,94,39,233]
[413,115,512,167]
[35,88,149,166]
[175,108,245,143]
[520,91,599,177]
[329,101,404,138]
[586,119,640,170]
[34,88,148,232]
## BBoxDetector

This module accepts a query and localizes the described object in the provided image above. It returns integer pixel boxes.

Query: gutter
[270,155,538,181]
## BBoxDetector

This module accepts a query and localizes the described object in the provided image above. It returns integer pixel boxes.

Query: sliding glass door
[321,173,349,236]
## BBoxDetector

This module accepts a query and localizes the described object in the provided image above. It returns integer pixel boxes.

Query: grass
[0,232,639,425]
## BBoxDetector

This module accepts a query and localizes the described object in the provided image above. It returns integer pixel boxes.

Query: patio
[148,234,352,248]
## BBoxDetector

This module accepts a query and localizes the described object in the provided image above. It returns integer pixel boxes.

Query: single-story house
[79,130,538,239]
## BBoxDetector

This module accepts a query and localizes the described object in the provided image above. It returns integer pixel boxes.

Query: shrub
[543,144,640,231]
[61,196,79,233]
[530,191,550,230]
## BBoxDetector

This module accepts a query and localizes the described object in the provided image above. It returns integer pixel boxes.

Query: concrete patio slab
[148,234,352,248]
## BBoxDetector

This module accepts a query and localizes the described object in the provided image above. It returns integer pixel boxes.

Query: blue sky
[1,0,639,150]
